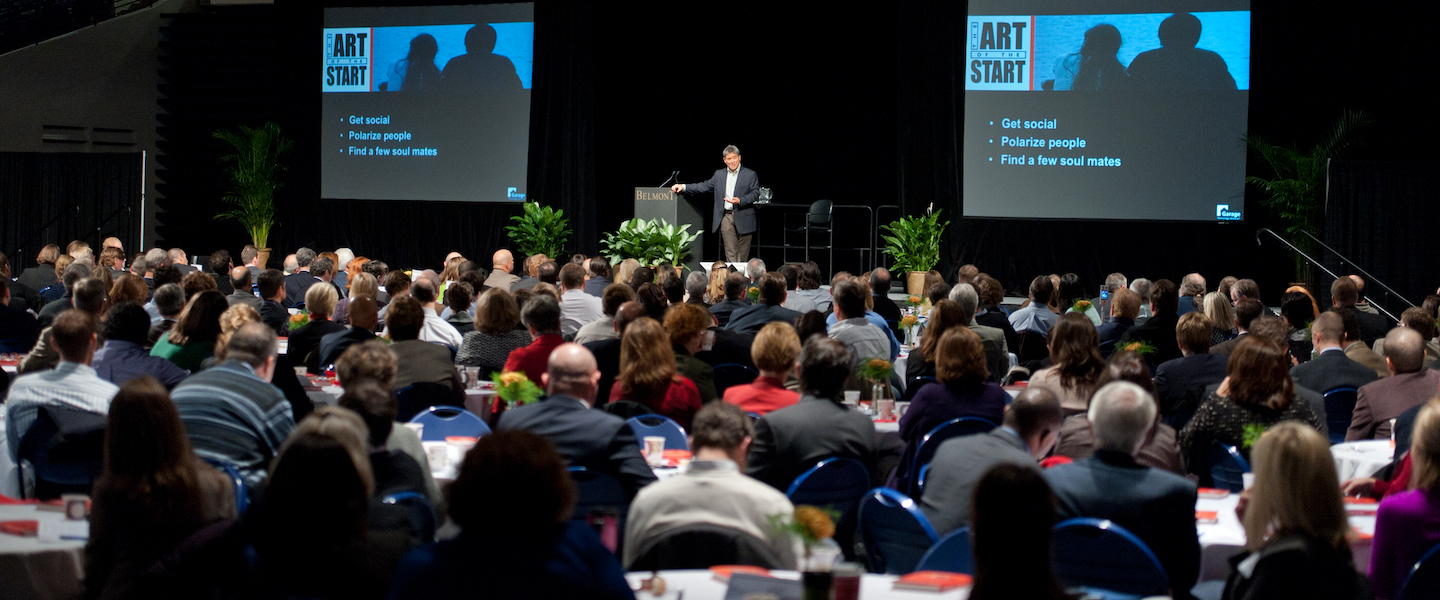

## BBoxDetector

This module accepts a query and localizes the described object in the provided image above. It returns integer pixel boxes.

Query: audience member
[903,300,965,397]
[281,253,297,276]
[921,387,1064,534]
[1058,273,1100,326]
[709,272,751,327]
[389,430,633,599]
[725,272,801,335]
[207,251,234,295]
[633,281,668,322]
[281,247,316,308]
[511,255,547,292]
[1009,275,1058,335]
[1224,421,1368,600]
[724,322,801,415]
[1229,278,1261,307]
[967,464,1069,600]
[223,266,259,311]
[683,270,710,307]
[659,270,685,305]
[1347,327,1437,441]
[255,270,288,336]
[0,251,44,313]
[1097,287,1140,354]
[584,301,648,407]
[1332,276,1389,344]
[503,294,567,383]
[5,310,118,462]
[92,302,188,388]
[149,290,227,371]
[575,283,634,345]
[320,296,379,369]
[0,277,41,352]
[1030,313,1108,415]
[1178,336,1324,479]
[484,249,520,290]
[1177,272,1206,316]
[384,297,463,402]
[1369,398,1440,600]
[498,343,657,498]
[1376,307,1440,368]
[612,317,703,428]
[82,377,235,599]
[1120,278,1183,366]
[1210,297,1264,356]
[973,274,1017,347]
[285,283,345,374]
[746,336,878,491]
[1204,291,1238,344]
[241,244,262,279]
[665,302,720,403]
[334,272,378,324]
[1046,381,1200,599]
[583,257,611,297]
[377,271,412,325]
[37,261,91,326]
[866,268,904,338]
[335,383,431,501]
[1154,312,1230,422]
[949,283,1009,382]
[16,243,60,291]
[1290,311,1378,398]
[1279,290,1317,362]
[705,262,730,305]
[402,278,462,350]
[442,281,475,335]
[828,278,894,369]
[1332,307,1389,378]
[793,262,831,314]
[455,288,533,373]
[170,323,295,488]
[1055,351,1185,474]
[147,283,186,346]
[892,328,1005,490]
[1131,278,1153,319]
[745,258,766,286]
[558,263,603,336]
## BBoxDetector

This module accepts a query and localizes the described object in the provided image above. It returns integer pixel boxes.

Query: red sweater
[722,376,799,416]
[610,376,703,430]
[502,333,565,384]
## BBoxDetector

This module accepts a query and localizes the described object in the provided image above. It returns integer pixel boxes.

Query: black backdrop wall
[0,152,143,269]
[139,0,1440,304]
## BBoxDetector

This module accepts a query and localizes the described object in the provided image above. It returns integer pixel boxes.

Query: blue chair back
[915,527,973,575]
[382,491,436,542]
[1053,518,1169,596]
[1401,540,1440,600]
[16,406,105,499]
[910,417,997,495]
[858,487,940,574]
[916,464,932,494]
[787,457,871,539]
[202,458,249,514]
[407,406,490,441]
[395,383,465,422]
[1324,388,1359,444]
[712,363,759,394]
[626,415,689,450]
[1209,441,1250,492]
[569,466,630,553]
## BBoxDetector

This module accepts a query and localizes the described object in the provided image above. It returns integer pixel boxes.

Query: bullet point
[988,157,993,161]
[989,121,993,125]
[989,139,993,143]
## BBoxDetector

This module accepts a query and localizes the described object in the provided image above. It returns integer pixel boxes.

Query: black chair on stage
[783,200,833,270]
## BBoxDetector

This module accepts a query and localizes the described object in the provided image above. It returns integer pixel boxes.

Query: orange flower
[497,371,529,387]
[794,506,836,540]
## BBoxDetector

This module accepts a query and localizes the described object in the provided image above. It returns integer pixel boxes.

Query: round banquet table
[1332,440,1395,481]
[624,569,971,600]
[1195,490,1375,582]
[0,504,87,600]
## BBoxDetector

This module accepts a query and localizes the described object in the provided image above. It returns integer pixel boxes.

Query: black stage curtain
[1324,160,1440,312]
[0,152,143,268]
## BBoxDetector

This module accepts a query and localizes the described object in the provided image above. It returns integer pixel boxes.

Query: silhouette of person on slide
[387,33,442,91]
[1126,13,1236,91]
[1047,23,1130,91]
[441,25,522,92]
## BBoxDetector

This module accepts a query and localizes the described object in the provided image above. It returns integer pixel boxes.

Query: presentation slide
[321,4,533,203]
[963,0,1250,222]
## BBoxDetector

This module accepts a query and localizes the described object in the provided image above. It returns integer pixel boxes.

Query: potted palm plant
[880,206,950,294]
[213,122,291,269]
[504,201,571,259]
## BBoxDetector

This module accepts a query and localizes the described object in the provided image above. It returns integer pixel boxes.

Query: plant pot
[906,270,927,295]
[256,248,272,270]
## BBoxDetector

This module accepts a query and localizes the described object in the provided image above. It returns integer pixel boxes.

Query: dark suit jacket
[1154,353,1229,417]
[694,328,757,372]
[16,266,57,293]
[687,166,760,235]
[583,338,622,406]
[1354,310,1389,346]
[6,279,44,313]
[745,396,878,492]
[1096,316,1136,353]
[919,428,1038,534]
[1395,402,1422,458]
[287,317,347,373]
[1209,332,1247,357]
[283,271,316,308]
[870,293,905,339]
[318,326,377,370]
[723,303,801,336]
[210,273,235,295]
[390,339,463,393]
[708,298,749,328]
[1119,312,1182,366]
[975,307,1018,354]
[0,302,40,353]
[497,394,658,499]
[1045,450,1200,599]
[1347,370,1440,441]
[1290,349,1378,396]
[583,276,610,298]
[258,300,288,337]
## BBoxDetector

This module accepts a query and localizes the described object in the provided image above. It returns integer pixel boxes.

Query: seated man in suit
[950,283,1008,383]
[709,273,751,328]
[1210,298,1263,357]
[282,247,316,308]
[255,269,289,337]
[867,268,905,340]
[0,276,41,353]
[1154,312,1229,422]
[386,297,463,400]
[746,336,878,492]
[1335,307,1389,379]
[1096,287,1140,355]
[1118,279,1183,367]
[724,272,801,336]
[622,402,796,570]
[1348,327,1439,441]
[498,343,657,498]
[1291,311,1378,396]
[319,296,379,369]
[225,266,261,310]
[920,386,1063,534]
[1045,381,1200,600]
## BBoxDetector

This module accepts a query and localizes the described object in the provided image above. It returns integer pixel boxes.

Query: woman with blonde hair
[212,304,261,362]
[335,272,379,324]
[612,317,702,429]
[664,302,719,402]
[615,258,641,289]
[287,283,345,373]
[1204,291,1237,343]
[1369,398,1440,600]
[1223,421,1366,599]
[455,288,531,372]
[707,262,730,304]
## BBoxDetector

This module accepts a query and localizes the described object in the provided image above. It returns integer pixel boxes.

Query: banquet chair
[1323,388,1360,444]
[909,417,997,496]
[914,527,973,575]
[202,458,249,514]
[395,382,465,422]
[787,457,871,559]
[569,466,629,554]
[1015,330,1050,365]
[712,363,759,395]
[1400,540,1440,600]
[915,464,931,495]
[1208,441,1251,492]
[382,491,436,542]
[857,487,939,574]
[1052,518,1169,596]
[626,415,689,451]
[17,405,106,499]
[407,406,490,441]
[600,400,653,420]
[626,523,784,571]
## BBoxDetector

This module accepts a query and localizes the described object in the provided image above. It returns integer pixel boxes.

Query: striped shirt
[5,362,118,461]
[171,359,296,488]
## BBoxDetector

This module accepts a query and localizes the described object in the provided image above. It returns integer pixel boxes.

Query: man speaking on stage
[671,145,759,262]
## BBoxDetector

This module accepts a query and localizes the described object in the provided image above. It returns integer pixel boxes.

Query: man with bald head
[319,296,378,369]
[498,343,657,498]
[1290,311,1378,397]
[226,266,262,310]
[483,249,520,291]
[584,300,648,406]
[920,386,1065,534]
[1347,327,1440,441]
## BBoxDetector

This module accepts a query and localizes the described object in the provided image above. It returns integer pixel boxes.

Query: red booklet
[0,520,39,537]
[893,570,974,591]
[710,564,771,582]
[1196,510,1219,524]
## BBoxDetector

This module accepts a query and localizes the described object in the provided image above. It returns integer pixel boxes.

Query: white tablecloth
[1332,440,1395,481]
[624,569,970,600]
[424,441,680,484]
[0,504,86,600]
[1195,490,1375,582]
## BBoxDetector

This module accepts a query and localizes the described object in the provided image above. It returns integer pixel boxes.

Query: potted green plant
[1245,110,1370,283]
[880,206,950,294]
[504,201,571,259]
[213,122,291,270]
[600,218,699,272]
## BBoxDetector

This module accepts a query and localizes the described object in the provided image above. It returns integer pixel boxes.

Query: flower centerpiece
[905,295,924,310]
[1119,340,1157,356]
[747,286,761,303]
[287,310,310,332]
[771,505,839,571]
[857,358,894,401]
[1242,423,1267,450]
[899,314,921,349]
[490,370,542,408]
[1072,299,1093,313]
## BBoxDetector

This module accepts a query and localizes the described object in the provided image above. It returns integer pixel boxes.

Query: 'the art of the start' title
[966,15,1033,91]
[323,27,374,92]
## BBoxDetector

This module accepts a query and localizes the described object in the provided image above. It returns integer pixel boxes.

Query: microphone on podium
[658,171,679,188]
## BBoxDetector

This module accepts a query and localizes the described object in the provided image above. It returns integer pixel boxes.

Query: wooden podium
[633,187,707,271]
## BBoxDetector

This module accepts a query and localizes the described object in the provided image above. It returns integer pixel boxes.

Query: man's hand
[1234,487,1251,521]
[725,197,737,207]
[670,184,684,193]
